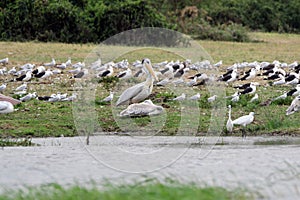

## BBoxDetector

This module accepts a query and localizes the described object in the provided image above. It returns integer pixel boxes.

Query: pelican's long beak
[145,62,159,81]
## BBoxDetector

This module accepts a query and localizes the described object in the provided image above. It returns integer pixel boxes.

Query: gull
[232,112,255,137]
[226,105,233,133]
[172,93,186,101]
[156,78,170,86]
[44,58,56,67]
[98,65,113,78]
[220,68,238,83]
[65,57,72,66]
[172,78,185,86]
[102,91,114,102]
[73,69,88,78]
[0,101,14,114]
[116,58,158,106]
[286,95,300,115]
[240,82,258,95]
[239,68,257,81]
[72,62,85,68]
[16,70,32,82]
[250,93,259,102]
[56,63,67,69]
[8,67,17,75]
[119,99,164,117]
[189,93,201,100]
[61,93,77,102]
[0,84,7,93]
[15,83,27,91]
[231,93,240,102]
[68,67,81,74]
[272,74,286,85]
[20,92,37,102]
[32,66,46,75]
[213,60,222,68]
[0,58,8,65]
[208,95,217,103]
[36,69,53,79]
[116,68,132,79]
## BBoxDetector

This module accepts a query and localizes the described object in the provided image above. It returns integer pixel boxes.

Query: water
[1,135,300,199]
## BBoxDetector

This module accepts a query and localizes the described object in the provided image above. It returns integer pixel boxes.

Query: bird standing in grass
[226,105,233,133]
[116,58,158,106]
[232,112,255,137]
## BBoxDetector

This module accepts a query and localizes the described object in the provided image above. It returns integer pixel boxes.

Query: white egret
[226,105,233,132]
[116,58,158,106]
[232,112,255,137]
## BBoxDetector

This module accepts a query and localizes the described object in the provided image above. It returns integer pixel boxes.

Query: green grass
[0,182,251,200]
[0,138,34,147]
[0,32,300,138]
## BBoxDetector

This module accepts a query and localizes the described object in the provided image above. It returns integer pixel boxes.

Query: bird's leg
[242,127,246,138]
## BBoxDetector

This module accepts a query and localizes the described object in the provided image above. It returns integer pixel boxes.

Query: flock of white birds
[0,56,299,135]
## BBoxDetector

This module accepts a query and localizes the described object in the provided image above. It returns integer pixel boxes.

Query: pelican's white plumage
[119,100,164,117]
[226,105,233,132]
[0,101,14,114]
[116,58,158,106]
[286,95,300,115]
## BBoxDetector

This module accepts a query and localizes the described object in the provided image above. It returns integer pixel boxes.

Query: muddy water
[1,135,300,199]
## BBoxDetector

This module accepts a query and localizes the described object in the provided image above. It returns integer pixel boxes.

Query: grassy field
[0,32,300,138]
[0,182,251,200]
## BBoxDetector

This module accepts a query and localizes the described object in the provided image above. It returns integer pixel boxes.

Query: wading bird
[116,58,158,106]
[232,112,255,137]
[226,105,233,133]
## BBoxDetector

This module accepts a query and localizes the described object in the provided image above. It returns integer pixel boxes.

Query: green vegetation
[0,32,299,138]
[0,182,251,200]
[0,0,299,43]
[0,138,34,147]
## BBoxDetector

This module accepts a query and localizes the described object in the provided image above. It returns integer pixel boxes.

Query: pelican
[116,58,158,106]
[0,101,14,114]
[226,105,233,132]
[232,112,255,137]
[119,99,164,117]
[286,95,300,115]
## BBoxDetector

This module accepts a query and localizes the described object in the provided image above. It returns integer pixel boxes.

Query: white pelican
[232,112,255,137]
[286,95,300,115]
[226,105,233,132]
[116,58,158,106]
[119,99,164,117]
[0,101,14,114]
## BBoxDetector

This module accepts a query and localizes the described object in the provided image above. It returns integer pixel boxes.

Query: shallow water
[1,135,300,199]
